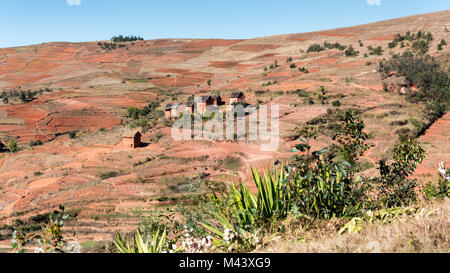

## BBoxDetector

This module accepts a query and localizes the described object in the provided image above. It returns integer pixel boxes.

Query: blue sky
[1,0,449,48]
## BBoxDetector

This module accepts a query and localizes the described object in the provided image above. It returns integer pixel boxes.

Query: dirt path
[414,112,450,180]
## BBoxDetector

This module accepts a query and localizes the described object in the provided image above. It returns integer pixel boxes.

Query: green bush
[69,131,76,139]
[423,177,450,201]
[307,44,325,53]
[345,45,359,57]
[127,106,140,120]
[368,46,383,55]
[375,137,426,207]
[323,41,346,50]
[412,39,429,55]
[7,139,18,153]
[98,171,120,180]
[111,35,143,42]
[331,100,341,107]
[10,206,72,253]
[29,140,43,147]
[298,67,309,73]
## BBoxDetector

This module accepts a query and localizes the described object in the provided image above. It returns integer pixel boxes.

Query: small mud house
[165,104,185,118]
[165,104,173,118]
[211,95,223,106]
[185,101,195,114]
[196,96,214,115]
[383,76,409,94]
[122,130,142,149]
[230,92,245,104]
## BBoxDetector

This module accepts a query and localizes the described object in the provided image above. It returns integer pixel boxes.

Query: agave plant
[222,166,290,228]
[252,166,291,220]
[201,166,289,251]
[114,228,179,253]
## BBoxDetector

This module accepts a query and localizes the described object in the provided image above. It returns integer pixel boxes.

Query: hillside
[0,10,449,247]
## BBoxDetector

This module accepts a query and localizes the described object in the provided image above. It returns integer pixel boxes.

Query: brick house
[122,131,142,149]
[165,104,173,118]
[211,95,223,106]
[165,104,185,118]
[383,76,409,94]
[185,101,195,114]
[196,96,214,115]
[230,92,245,104]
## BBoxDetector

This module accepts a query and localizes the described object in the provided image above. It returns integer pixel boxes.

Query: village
[164,91,246,118]
[122,91,248,149]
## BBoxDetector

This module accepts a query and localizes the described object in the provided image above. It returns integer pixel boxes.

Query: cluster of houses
[164,92,245,118]
[122,91,246,149]
[382,73,419,94]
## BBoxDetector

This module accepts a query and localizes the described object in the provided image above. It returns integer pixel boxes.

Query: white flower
[34,247,44,253]
[63,241,82,253]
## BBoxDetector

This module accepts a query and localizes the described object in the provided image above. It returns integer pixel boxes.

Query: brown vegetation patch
[210,61,240,68]
[314,31,355,38]
[251,53,278,60]
[287,36,309,42]
[230,44,279,52]
[370,35,395,41]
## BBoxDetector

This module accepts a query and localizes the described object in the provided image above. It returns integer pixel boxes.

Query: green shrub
[331,100,341,107]
[323,41,346,50]
[29,140,43,147]
[111,35,143,42]
[298,67,309,73]
[412,39,429,55]
[127,106,140,120]
[367,45,383,55]
[7,139,18,153]
[10,206,71,253]
[345,45,359,57]
[389,120,408,126]
[423,177,450,201]
[307,44,325,53]
[98,171,120,180]
[69,131,76,139]
[375,137,426,207]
